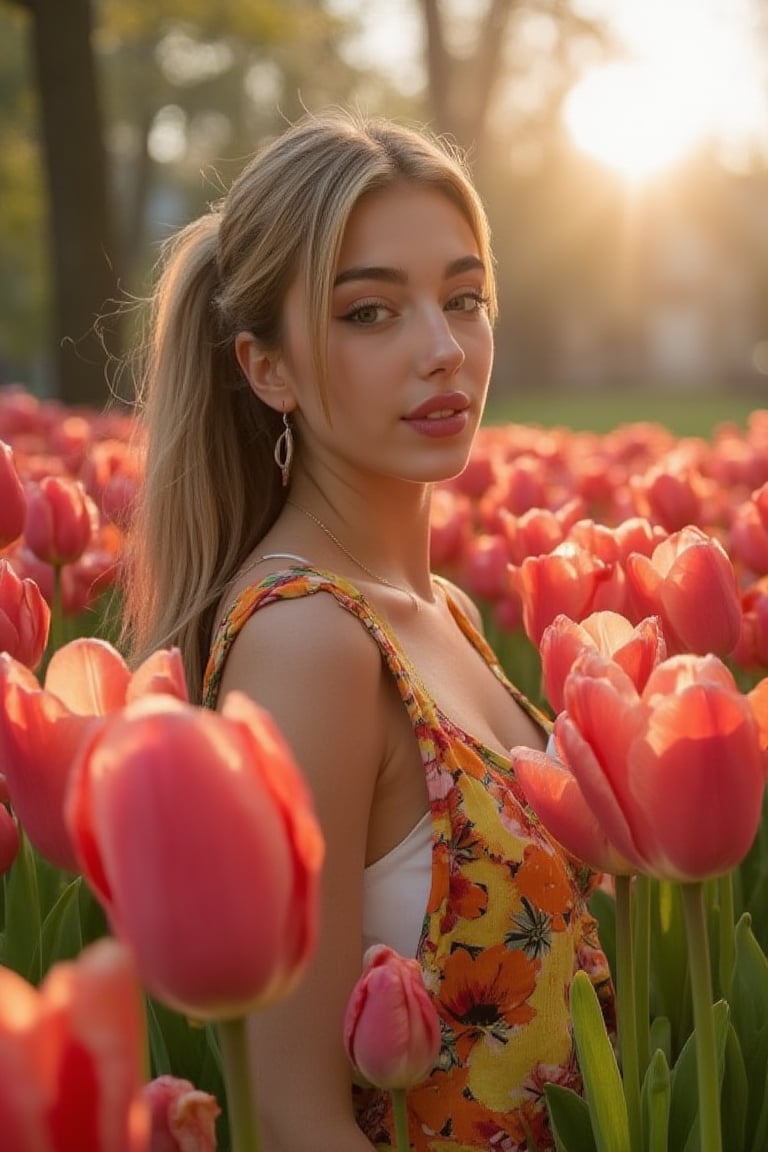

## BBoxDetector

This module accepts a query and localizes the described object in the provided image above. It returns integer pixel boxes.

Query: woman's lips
[403,393,470,437]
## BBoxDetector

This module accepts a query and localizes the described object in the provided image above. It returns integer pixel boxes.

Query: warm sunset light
[563,62,702,181]
[561,0,767,183]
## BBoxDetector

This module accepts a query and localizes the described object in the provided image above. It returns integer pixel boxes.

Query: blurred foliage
[0,8,47,373]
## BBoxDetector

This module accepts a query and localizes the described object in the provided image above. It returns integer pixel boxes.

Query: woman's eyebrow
[333,254,485,289]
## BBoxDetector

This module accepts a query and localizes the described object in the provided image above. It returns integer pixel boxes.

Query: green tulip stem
[390,1089,410,1152]
[681,881,722,1152]
[633,874,652,1079]
[218,1016,261,1152]
[39,564,64,675]
[614,874,642,1152]
[718,871,735,997]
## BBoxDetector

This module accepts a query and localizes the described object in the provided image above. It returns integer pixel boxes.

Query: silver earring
[274,410,294,487]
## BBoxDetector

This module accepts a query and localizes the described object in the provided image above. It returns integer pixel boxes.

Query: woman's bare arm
[216,594,387,1150]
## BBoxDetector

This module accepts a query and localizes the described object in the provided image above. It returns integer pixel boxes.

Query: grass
[483,384,765,438]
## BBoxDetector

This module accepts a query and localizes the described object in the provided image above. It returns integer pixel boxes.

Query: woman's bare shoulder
[216,589,387,802]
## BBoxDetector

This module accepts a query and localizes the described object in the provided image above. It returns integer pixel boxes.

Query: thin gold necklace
[287,498,420,612]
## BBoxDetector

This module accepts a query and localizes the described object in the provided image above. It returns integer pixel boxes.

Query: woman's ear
[234,332,294,412]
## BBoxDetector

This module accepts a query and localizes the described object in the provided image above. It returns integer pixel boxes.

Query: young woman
[122,110,613,1151]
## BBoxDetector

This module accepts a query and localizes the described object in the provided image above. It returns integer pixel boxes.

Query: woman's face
[280,181,494,487]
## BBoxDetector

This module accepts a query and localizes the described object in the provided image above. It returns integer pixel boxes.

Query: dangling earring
[273,409,294,487]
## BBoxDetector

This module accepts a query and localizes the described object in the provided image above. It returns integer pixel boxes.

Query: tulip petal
[555,713,646,870]
[660,541,741,656]
[511,746,634,874]
[627,685,765,879]
[126,647,188,703]
[45,638,130,716]
[68,695,323,1020]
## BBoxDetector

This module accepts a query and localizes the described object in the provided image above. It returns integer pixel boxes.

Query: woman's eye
[345,303,392,325]
[446,291,489,314]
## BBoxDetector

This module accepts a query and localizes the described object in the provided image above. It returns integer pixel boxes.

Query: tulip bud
[0,558,50,669]
[343,945,441,1091]
[24,475,96,566]
[0,440,27,548]
[67,691,324,1021]
[142,1075,220,1152]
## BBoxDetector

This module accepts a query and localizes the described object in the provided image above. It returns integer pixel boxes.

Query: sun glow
[562,0,767,182]
[563,62,705,182]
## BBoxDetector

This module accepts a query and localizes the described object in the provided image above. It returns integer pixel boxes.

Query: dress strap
[260,552,311,564]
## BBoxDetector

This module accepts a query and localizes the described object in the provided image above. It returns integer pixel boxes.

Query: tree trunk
[27,0,118,407]
[420,0,516,167]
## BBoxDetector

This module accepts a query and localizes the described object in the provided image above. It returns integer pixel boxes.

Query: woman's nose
[416,309,466,377]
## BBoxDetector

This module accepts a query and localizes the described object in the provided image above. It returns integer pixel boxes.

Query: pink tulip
[540,610,666,713]
[0,938,149,1152]
[24,475,96,566]
[630,461,704,532]
[730,497,768,577]
[428,488,472,570]
[0,558,50,669]
[509,541,621,646]
[67,691,324,1021]
[142,1076,220,1152]
[625,525,742,657]
[0,639,188,871]
[612,516,667,563]
[555,649,765,881]
[343,945,441,1091]
[503,505,569,565]
[510,743,635,874]
[460,533,513,602]
[0,439,27,547]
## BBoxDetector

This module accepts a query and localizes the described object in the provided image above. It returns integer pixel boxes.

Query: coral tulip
[509,542,622,647]
[0,639,188,871]
[24,475,96,566]
[67,691,324,1020]
[0,439,27,548]
[343,945,441,1091]
[540,610,666,713]
[555,649,765,881]
[0,938,149,1152]
[142,1076,220,1152]
[624,525,742,657]
[0,557,50,669]
[510,742,634,875]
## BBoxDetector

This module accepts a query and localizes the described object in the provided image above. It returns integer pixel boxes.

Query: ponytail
[121,212,283,699]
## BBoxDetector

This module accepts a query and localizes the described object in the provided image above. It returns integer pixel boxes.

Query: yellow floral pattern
[203,565,615,1151]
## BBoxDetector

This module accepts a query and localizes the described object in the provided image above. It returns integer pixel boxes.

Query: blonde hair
[121,109,497,700]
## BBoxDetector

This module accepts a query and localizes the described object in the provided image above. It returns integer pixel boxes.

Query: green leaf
[570,969,631,1152]
[650,880,691,1057]
[720,1021,747,1152]
[728,913,768,1144]
[640,1047,670,1152]
[668,999,729,1152]
[544,1084,598,1152]
[37,875,83,976]
[2,825,42,982]
[748,1068,768,1152]
[649,1016,672,1066]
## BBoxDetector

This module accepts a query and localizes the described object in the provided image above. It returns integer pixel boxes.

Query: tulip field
[0,379,767,1150]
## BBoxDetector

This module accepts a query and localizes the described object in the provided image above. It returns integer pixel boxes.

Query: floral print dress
[202,565,614,1152]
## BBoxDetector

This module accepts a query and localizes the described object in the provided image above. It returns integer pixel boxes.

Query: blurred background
[1,0,767,425]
